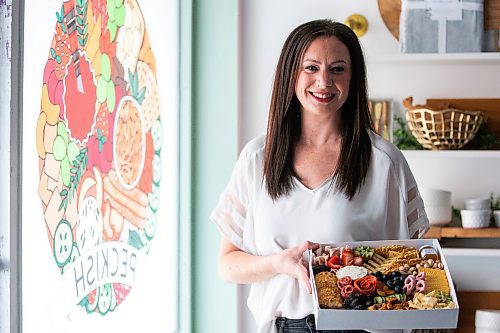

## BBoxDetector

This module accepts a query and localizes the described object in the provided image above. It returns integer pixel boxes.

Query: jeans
[275,314,368,333]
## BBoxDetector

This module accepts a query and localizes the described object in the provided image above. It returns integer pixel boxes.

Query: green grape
[97,76,108,103]
[106,80,116,113]
[67,141,80,163]
[53,135,67,161]
[101,53,111,82]
[107,0,116,22]
[108,21,118,41]
[114,0,124,8]
[57,121,69,145]
[115,5,125,27]
[61,156,71,187]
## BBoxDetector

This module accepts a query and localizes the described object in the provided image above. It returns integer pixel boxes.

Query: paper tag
[425,0,463,20]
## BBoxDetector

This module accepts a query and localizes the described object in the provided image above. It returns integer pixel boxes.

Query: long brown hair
[263,19,373,200]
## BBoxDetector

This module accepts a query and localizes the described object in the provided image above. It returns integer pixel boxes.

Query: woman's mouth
[310,91,335,103]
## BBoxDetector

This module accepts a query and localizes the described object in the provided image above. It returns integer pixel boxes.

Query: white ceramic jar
[419,187,452,226]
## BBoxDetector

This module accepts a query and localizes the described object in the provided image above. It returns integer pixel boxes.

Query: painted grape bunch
[36,0,161,315]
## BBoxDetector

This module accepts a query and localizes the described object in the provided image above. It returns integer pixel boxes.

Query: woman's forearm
[218,237,319,293]
[218,249,278,284]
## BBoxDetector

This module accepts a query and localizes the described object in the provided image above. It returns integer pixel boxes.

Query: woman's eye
[330,66,345,73]
[305,65,318,71]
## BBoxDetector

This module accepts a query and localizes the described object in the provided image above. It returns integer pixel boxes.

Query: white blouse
[210,131,429,333]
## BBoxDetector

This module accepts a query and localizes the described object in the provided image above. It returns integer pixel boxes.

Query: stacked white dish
[476,309,500,332]
[494,210,500,228]
[465,197,491,210]
[461,197,491,229]
[419,187,452,226]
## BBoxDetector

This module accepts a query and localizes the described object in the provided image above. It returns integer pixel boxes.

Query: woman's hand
[272,241,320,294]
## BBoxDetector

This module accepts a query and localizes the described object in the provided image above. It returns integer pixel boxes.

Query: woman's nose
[316,71,333,87]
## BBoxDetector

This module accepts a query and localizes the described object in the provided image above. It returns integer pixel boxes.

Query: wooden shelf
[367,52,500,64]
[402,150,500,158]
[455,291,500,333]
[425,226,500,239]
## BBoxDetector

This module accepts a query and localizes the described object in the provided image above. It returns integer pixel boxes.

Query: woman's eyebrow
[303,58,348,64]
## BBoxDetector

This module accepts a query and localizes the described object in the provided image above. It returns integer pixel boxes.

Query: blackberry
[313,265,330,276]
[349,298,360,308]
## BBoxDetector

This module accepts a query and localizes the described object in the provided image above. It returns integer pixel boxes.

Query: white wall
[241,0,500,207]
[240,1,500,332]
[241,0,500,144]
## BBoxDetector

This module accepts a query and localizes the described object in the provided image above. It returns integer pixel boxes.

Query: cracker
[317,286,343,309]
[418,267,450,294]
[314,271,338,289]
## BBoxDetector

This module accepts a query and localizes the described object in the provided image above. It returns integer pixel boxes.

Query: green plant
[491,193,500,211]
[393,116,423,150]
[451,206,461,219]
[468,119,500,150]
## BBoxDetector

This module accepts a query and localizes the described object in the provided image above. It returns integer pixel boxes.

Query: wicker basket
[406,108,483,150]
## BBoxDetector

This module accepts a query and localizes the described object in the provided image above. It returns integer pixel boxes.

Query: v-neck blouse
[210,131,429,333]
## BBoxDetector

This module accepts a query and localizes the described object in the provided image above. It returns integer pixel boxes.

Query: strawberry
[341,246,354,266]
[353,256,364,266]
[94,102,110,138]
[52,14,73,80]
[327,254,341,269]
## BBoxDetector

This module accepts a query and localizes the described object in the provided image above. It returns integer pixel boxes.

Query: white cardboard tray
[308,239,459,330]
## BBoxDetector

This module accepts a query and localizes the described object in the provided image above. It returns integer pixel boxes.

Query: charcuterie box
[307,239,459,330]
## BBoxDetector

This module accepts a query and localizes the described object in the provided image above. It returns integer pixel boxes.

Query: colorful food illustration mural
[36,0,161,315]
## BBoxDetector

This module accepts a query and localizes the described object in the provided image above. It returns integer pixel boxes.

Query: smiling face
[294,36,352,118]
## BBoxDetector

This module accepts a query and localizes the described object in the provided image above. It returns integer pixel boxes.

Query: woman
[210,19,429,333]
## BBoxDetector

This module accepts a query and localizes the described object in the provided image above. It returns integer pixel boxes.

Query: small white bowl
[465,197,491,210]
[476,329,500,333]
[461,209,491,228]
[476,309,500,330]
[494,210,500,228]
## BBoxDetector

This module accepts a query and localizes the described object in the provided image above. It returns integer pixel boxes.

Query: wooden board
[425,227,500,239]
[485,0,500,29]
[377,0,401,40]
[378,0,500,39]
[426,98,500,137]
[455,291,500,333]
